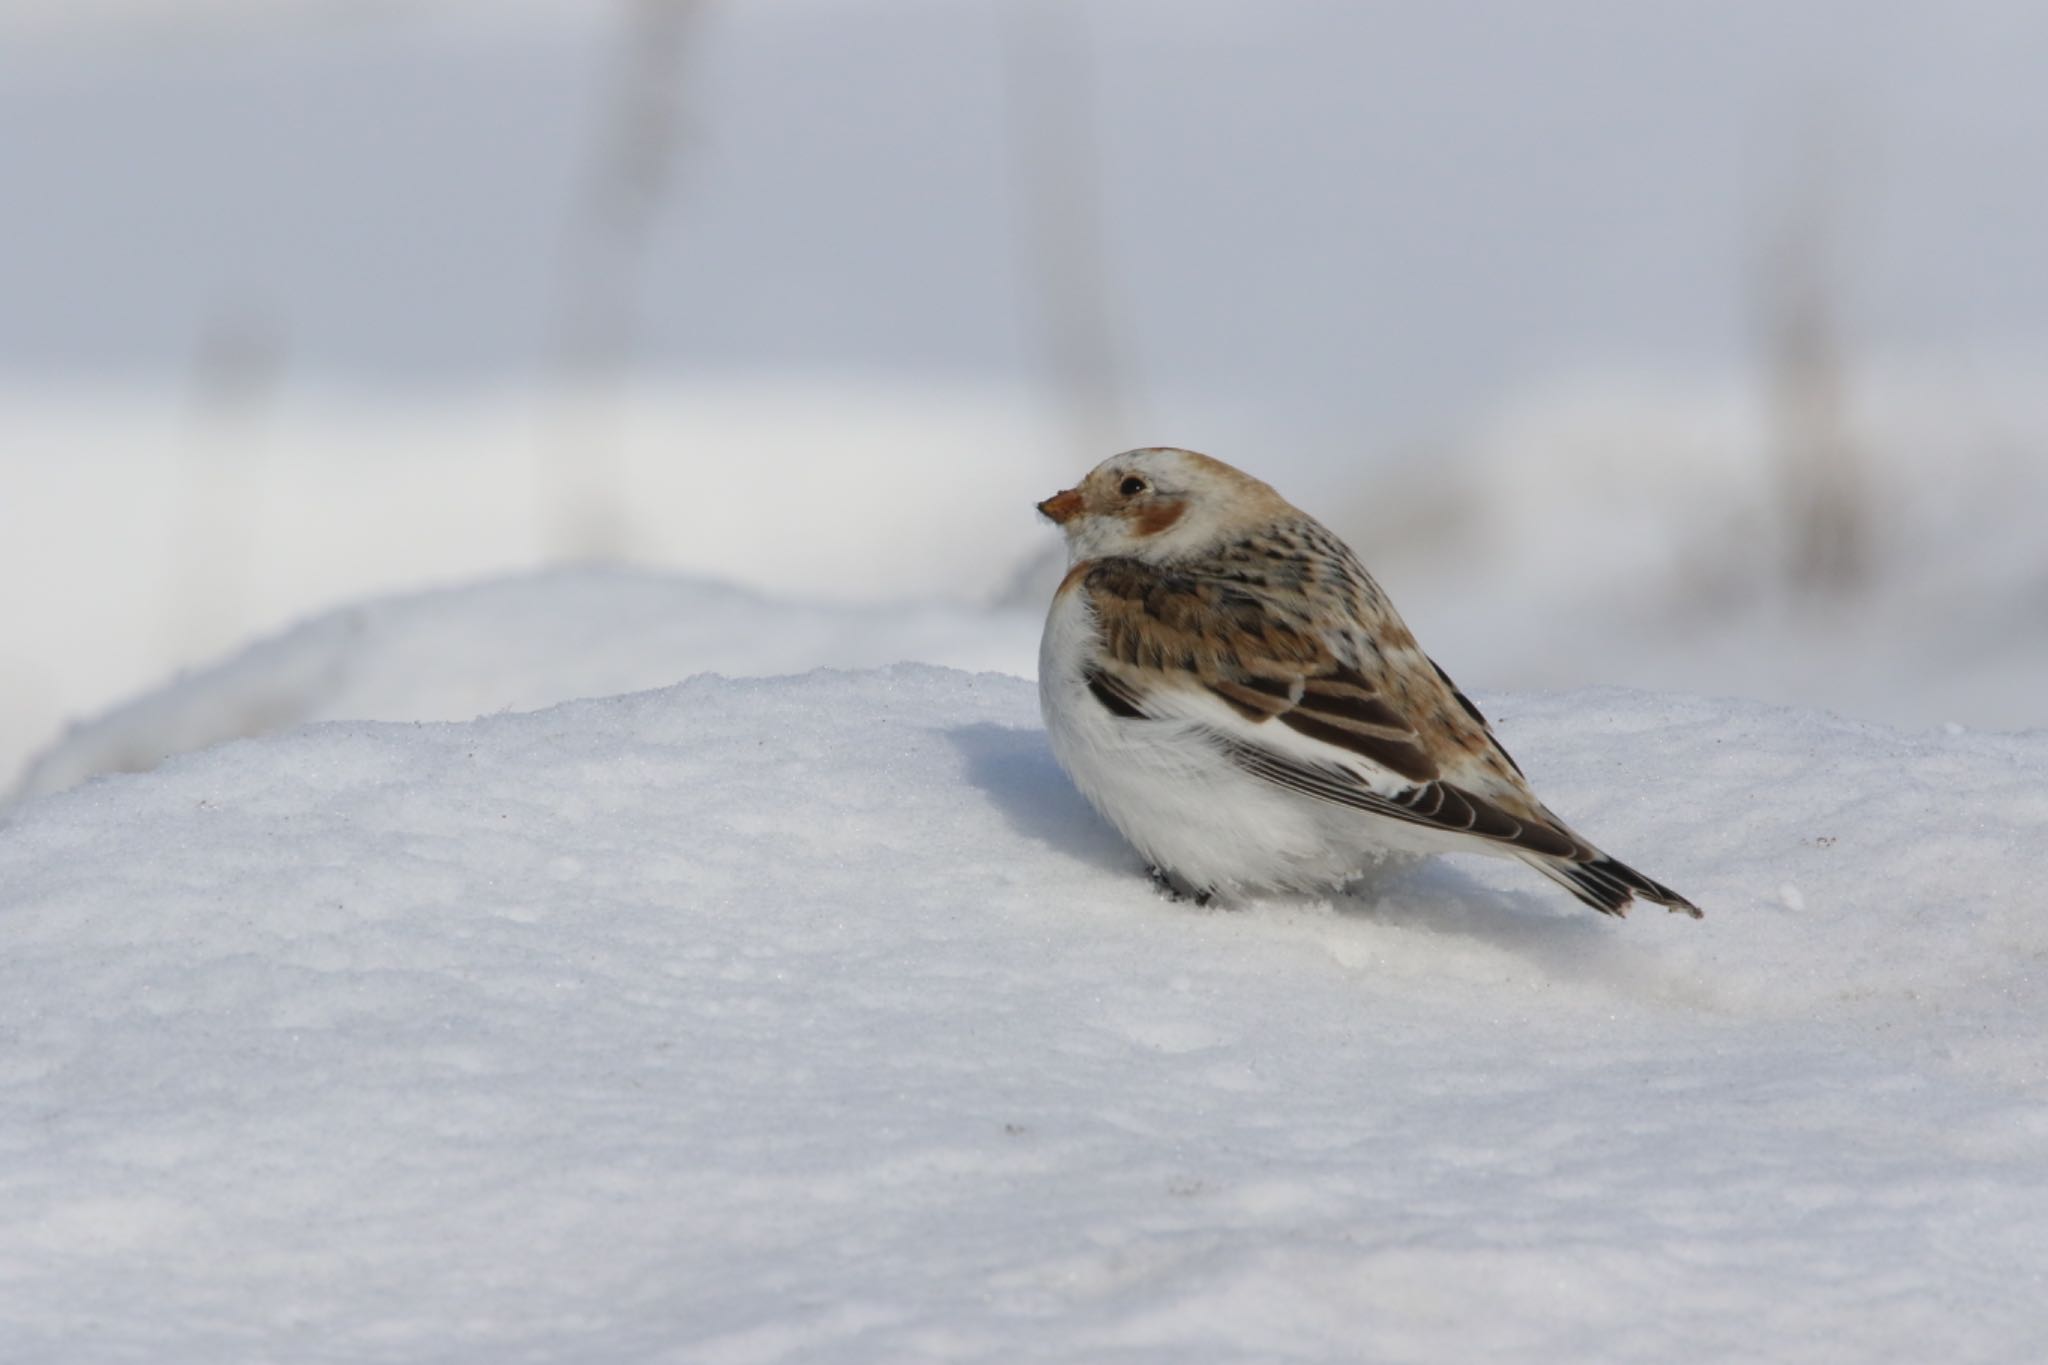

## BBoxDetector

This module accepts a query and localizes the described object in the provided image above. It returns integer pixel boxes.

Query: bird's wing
[1076,556,1584,860]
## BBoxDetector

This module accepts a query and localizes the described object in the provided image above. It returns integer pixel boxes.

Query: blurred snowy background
[5,0,2048,790]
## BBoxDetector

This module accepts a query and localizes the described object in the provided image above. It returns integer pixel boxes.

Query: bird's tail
[1525,849,1703,919]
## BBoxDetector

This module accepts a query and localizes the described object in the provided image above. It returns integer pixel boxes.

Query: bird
[1034,446,1701,918]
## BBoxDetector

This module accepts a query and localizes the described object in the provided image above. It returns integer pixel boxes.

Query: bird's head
[1036,447,1290,564]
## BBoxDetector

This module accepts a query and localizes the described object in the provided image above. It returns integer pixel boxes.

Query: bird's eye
[1119,476,1147,497]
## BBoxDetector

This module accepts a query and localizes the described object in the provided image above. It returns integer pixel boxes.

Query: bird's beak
[1037,488,1084,525]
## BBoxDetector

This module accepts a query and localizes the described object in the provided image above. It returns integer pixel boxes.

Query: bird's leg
[1147,865,1214,908]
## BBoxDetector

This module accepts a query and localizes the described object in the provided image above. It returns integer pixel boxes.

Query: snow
[0,379,1074,785]
[10,568,1040,802]
[4,660,2046,1361]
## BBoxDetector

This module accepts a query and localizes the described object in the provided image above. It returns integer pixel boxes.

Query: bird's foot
[1147,865,1215,908]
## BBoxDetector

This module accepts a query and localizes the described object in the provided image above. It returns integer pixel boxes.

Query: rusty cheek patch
[1037,488,1085,524]
[1128,498,1187,537]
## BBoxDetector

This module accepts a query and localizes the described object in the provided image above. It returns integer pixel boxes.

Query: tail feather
[1528,851,1703,919]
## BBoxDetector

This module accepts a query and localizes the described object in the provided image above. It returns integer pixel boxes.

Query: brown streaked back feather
[1074,531,1521,796]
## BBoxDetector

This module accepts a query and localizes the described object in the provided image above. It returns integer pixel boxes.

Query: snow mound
[2,665,2044,1361]
[11,567,1040,802]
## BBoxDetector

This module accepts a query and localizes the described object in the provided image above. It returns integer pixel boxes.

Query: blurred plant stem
[1000,0,1130,462]
[172,308,284,664]
[543,0,701,563]
[1760,111,1870,599]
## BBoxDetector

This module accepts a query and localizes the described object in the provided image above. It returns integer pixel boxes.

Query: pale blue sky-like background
[5,1,2045,425]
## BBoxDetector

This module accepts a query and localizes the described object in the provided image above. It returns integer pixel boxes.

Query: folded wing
[1076,556,1701,918]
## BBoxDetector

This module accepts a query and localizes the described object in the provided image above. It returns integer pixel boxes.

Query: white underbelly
[1037,588,1419,894]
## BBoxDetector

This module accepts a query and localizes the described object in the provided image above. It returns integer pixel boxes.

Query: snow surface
[4,662,2046,1361]
[10,568,1039,803]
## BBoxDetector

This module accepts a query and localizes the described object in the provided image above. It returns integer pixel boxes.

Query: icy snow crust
[3,666,2045,1362]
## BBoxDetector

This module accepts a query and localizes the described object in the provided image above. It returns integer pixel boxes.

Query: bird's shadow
[1332,858,1635,984]
[945,723,1136,876]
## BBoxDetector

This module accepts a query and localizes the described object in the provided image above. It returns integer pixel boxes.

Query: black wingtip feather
[1200,727,1703,921]
[1548,855,1703,919]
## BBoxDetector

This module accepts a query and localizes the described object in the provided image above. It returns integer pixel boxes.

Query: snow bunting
[1035,447,1701,918]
